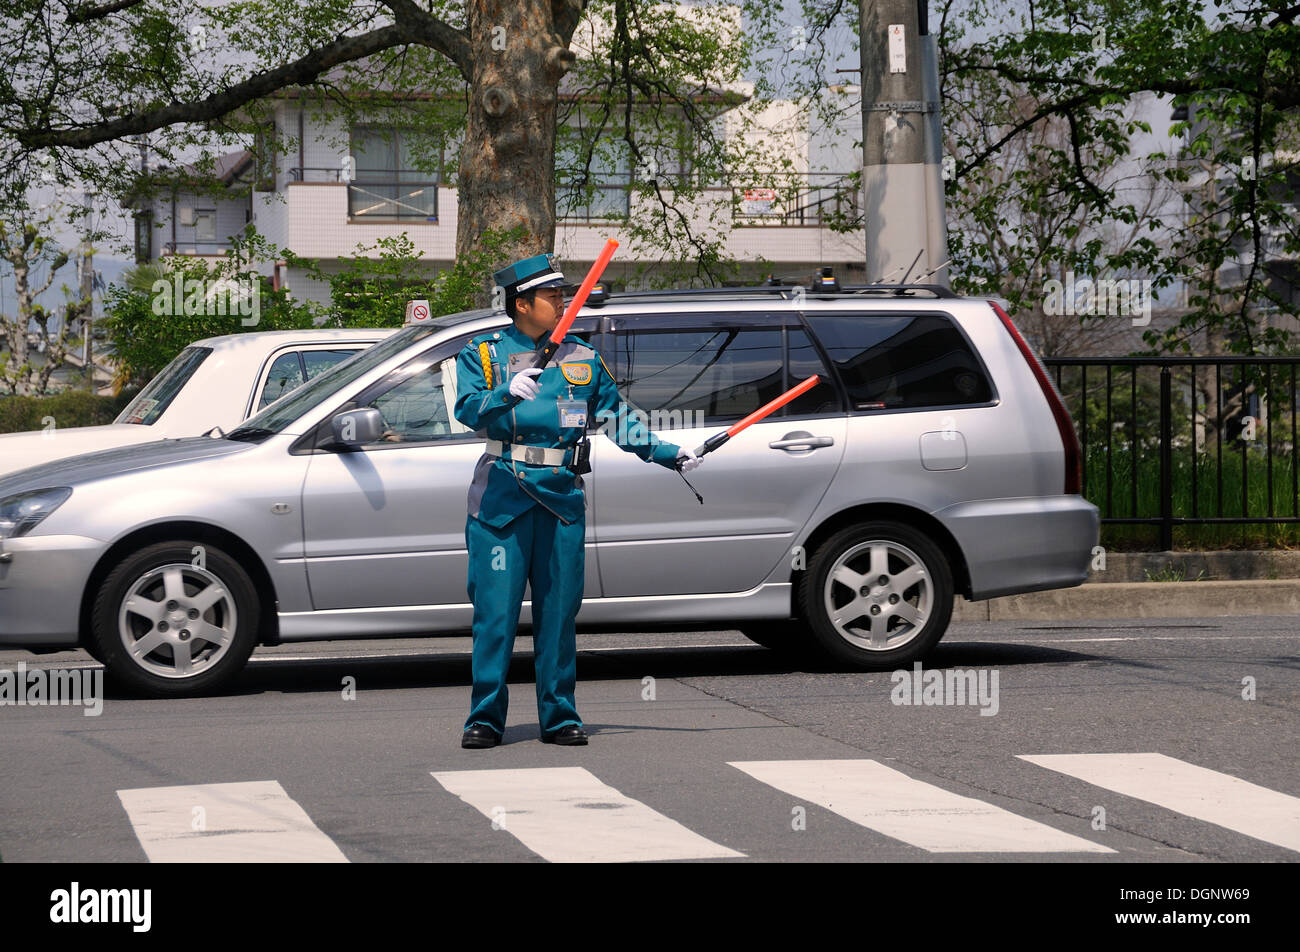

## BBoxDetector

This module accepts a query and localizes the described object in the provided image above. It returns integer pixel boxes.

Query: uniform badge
[561,362,592,385]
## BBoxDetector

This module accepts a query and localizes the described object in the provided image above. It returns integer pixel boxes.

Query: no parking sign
[404,299,431,324]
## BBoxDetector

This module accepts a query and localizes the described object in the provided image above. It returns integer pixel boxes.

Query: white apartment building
[134,79,866,306]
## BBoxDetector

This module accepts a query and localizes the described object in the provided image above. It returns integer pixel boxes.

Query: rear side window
[259,353,307,409]
[116,346,212,425]
[804,312,993,411]
[303,349,360,379]
[611,325,836,425]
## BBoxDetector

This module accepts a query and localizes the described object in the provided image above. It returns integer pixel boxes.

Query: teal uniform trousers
[453,321,680,736]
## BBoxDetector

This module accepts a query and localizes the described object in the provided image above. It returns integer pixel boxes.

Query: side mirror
[328,407,385,448]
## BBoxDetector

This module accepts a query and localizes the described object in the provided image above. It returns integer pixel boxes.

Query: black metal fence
[1044,357,1300,549]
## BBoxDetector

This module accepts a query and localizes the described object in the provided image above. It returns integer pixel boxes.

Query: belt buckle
[524,445,544,465]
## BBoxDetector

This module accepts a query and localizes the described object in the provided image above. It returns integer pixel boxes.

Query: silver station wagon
[0,285,1098,696]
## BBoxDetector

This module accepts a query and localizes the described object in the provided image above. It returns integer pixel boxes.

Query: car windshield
[116,346,213,426]
[226,324,437,438]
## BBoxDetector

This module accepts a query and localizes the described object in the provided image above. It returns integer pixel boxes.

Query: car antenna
[898,249,925,285]
[869,262,908,284]
[913,258,953,282]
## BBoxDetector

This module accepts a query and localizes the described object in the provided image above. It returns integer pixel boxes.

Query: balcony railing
[282,168,862,227]
[555,171,863,225]
[731,173,861,227]
[288,167,439,220]
[161,239,233,256]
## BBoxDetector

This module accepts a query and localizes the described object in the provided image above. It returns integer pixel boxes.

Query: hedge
[0,387,141,434]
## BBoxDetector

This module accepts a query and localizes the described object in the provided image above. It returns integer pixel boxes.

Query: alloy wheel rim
[822,540,931,651]
[117,563,237,679]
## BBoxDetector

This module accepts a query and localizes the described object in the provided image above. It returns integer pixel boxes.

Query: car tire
[797,521,953,668]
[89,540,260,697]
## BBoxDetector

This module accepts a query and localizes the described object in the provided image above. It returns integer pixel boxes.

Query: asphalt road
[1,616,1296,864]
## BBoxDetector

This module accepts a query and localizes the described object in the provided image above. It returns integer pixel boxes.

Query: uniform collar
[505,320,563,348]
[504,319,546,348]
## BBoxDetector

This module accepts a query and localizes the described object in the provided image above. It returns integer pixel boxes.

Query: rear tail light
[989,301,1082,494]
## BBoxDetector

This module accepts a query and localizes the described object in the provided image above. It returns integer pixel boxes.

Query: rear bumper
[935,496,1099,600]
[0,534,103,646]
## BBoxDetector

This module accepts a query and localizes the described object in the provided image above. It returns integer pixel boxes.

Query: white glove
[509,367,543,401]
[677,448,702,472]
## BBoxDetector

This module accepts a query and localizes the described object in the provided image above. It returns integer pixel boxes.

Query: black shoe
[541,725,588,746]
[461,725,502,749]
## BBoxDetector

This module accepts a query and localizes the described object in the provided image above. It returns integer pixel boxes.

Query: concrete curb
[1085,550,1300,583]
[953,579,1300,621]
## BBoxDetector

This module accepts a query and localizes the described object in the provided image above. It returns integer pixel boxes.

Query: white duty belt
[485,439,573,467]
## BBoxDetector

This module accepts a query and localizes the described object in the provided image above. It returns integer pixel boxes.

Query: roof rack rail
[581,283,957,306]
[580,286,799,306]
[835,284,958,298]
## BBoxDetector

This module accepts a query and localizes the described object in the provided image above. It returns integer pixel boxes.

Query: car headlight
[0,487,73,540]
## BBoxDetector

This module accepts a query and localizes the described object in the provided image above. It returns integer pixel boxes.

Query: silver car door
[298,329,603,621]
[589,311,847,597]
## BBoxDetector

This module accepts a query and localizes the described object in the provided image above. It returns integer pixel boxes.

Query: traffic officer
[454,253,702,748]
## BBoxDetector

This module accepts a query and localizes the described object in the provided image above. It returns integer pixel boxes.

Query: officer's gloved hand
[676,448,702,472]
[509,367,543,401]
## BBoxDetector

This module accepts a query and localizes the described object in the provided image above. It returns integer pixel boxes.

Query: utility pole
[860,0,950,286]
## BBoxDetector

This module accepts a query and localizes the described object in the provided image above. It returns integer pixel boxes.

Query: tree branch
[66,0,144,27]
[17,8,473,151]
[378,0,472,76]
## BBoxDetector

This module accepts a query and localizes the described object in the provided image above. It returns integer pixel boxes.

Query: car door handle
[769,432,834,451]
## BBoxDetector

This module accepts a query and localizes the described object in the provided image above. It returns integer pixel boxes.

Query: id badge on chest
[557,399,588,429]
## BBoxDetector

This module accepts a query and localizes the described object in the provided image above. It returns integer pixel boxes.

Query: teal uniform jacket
[453,321,681,527]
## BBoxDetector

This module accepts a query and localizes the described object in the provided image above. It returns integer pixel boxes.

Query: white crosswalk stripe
[431,766,745,862]
[1019,752,1300,853]
[117,780,349,862]
[107,752,1298,863]
[730,759,1114,853]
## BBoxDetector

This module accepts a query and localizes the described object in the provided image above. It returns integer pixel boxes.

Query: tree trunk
[10,256,31,383]
[456,1,575,292]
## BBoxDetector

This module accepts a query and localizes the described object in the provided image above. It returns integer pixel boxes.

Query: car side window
[803,312,993,411]
[353,340,478,445]
[611,324,836,426]
[258,352,306,409]
[302,349,359,380]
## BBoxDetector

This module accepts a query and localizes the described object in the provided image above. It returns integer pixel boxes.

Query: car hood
[0,424,162,479]
[0,436,252,496]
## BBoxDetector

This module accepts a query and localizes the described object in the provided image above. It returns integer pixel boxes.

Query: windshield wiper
[224,427,275,443]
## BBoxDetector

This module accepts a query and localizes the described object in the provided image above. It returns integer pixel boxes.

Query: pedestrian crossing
[431,766,745,862]
[1019,753,1300,853]
[117,780,349,863]
[105,753,1298,863]
[729,760,1114,853]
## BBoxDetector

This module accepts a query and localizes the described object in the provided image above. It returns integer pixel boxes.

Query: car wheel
[89,540,260,697]
[798,521,953,668]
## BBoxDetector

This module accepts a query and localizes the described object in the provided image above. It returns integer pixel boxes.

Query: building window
[556,135,631,220]
[134,212,153,262]
[348,125,439,220]
[254,121,277,191]
[194,210,217,241]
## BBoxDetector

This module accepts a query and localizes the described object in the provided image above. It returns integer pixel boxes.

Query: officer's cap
[494,254,566,295]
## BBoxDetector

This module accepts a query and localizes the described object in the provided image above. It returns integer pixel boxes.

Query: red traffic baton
[534,238,619,371]
[683,374,822,463]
